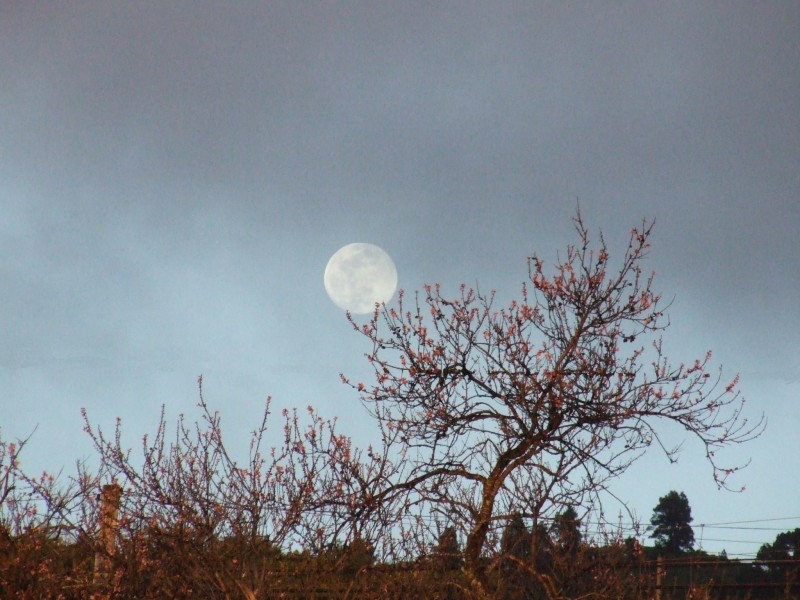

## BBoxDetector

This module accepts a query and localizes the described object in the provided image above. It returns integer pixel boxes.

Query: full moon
[324,243,398,314]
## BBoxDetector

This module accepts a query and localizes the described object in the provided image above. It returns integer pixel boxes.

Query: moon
[324,243,398,314]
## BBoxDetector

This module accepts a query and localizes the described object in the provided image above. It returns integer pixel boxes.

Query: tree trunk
[463,477,504,593]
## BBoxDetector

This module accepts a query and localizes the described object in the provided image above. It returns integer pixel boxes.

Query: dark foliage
[650,490,695,555]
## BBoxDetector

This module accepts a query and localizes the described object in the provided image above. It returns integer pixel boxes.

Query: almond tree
[78,383,378,596]
[345,211,763,594]
[1,384,403,597]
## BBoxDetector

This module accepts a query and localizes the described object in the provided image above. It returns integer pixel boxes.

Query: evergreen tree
[500,513,532,560]
[756,528,800,581]
[530,523,554,573]
[650,491,695,554]
[551,507,581,555]
[433,526,462,571]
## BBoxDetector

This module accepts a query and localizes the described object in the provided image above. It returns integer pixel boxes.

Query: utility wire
[700,516,800,527]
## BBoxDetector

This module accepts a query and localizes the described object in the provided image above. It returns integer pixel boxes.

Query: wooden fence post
[93,483,122,586]
[655,555,664,600]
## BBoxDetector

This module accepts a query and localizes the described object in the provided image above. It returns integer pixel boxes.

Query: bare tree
[344,210,763,594]
[76,382,385,596]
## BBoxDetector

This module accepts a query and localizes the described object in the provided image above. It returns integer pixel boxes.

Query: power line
[700,537,770,545]
[700,516,800,527]
[702,525,792,531]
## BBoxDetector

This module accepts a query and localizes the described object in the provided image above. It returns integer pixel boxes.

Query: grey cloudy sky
[2,2,798,555]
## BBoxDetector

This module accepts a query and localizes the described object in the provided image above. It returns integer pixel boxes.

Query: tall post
[655,555,664,600]
[93,483,122,586]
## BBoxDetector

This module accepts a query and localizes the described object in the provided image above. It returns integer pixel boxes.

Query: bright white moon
[324,243,398,314]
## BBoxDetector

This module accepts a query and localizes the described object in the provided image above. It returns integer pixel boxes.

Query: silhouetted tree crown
[500,513,532,560]
[650,490,695,554]
[756,527,800,580]
[433,526,463,571]
[552,507,581,555]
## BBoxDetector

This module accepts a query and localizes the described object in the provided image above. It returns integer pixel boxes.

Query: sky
[1,2,798,557]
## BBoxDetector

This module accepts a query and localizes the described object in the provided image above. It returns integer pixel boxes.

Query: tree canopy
[552,507,581,555]
[650,490,695,554]
[500,512,531,560]
[756,527,800,580]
